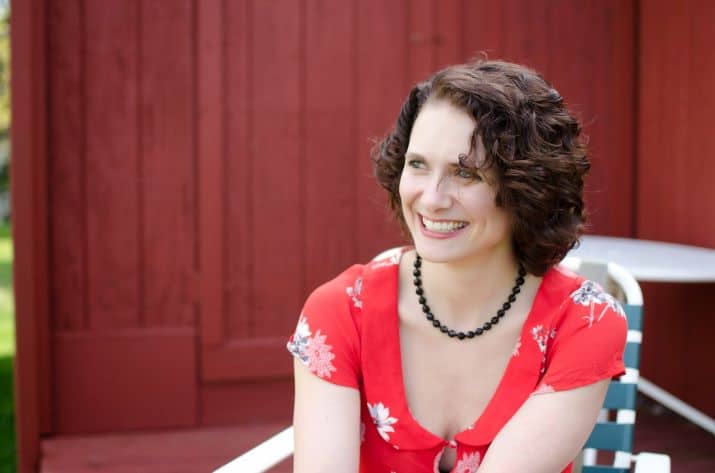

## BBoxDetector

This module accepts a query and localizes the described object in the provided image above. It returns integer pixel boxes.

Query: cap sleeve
[286,265,362,389]
[537,280,628,393]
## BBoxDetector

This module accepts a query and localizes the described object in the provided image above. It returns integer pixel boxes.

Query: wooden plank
[303,0,357,294]
[53,329,197,433]
[11,0,50,467]
[434,0,461,67]
[197,0,225,346]
[249,0,304,336]
[355,0,409,261]
[140,0,195,327]
[408,0,436,83]
[224,0,253,340]
[462,0,504,59]
[40,423,292,473]
[48,0,86,332]
[201,380,293,426]
[84,0,140,329]
[501,0,550,71]
[202,337,291,381]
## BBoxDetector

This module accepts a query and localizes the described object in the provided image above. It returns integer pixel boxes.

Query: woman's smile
[419,214,469,238]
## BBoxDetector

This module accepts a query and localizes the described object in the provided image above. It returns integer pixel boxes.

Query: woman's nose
[420,175,452,210]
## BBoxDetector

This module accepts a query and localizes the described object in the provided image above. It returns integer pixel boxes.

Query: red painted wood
[202,337,291,381]
[201,380,293,426]
[433,0,461,68]
[637,0,715,415]
[461,0,505,59]
[84,1,140,329]
[197,0,225,347]
[48,0,86,333]
[224,0,253,340]
[303,0,358,294]
[140,0,195,328]
[11,0,51,469]
[355,0,410,261]
[40,423,293,473]
[54,329,197,433]
[408,0,436,82]
[249,0,304,337]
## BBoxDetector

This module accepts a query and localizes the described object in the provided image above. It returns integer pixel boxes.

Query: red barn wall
[29,1,715,470]
[637,0,715,415]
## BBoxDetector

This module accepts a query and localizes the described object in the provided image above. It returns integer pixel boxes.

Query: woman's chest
[399,322,521,441]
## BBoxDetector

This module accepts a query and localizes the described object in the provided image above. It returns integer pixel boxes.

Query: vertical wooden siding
[197,0,637,423]
[637,0,715,415]
[22,0,638,445]
[48,0,198,433]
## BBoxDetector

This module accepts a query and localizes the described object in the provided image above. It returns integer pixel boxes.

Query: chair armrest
[213,426,294,473]
[633,452,671,473]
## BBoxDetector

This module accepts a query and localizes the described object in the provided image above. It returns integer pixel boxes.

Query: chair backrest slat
[582,466,630,473]
[602,382,637,411]
[586,423,634,452]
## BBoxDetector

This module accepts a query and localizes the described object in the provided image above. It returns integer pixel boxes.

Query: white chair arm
[633,452,671,473]
[213,426,294,473]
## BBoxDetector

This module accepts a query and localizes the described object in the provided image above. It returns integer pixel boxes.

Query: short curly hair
[373,59,590,276]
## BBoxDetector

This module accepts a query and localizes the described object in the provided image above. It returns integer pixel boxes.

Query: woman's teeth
[421,216,467,232]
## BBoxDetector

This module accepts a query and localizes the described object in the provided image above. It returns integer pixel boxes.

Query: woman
[287,60,627,473]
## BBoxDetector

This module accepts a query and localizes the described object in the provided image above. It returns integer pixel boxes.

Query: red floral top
[287,250,627,473]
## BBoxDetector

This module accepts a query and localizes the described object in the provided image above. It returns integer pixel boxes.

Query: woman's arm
[293,358,361,473]
[478,379,610,473]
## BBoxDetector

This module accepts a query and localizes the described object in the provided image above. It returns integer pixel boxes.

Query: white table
[568,235,715,282]
[566,235,715,435]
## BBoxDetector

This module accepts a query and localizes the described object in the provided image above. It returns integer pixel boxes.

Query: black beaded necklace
[412,253,527,340]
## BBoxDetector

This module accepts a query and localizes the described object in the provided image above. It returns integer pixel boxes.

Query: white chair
[216,255,670,473]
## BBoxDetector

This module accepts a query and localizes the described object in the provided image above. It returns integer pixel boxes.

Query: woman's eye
[456,167,479,180]
[407,159,423,169]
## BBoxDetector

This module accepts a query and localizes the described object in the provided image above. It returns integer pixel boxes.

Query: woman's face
[399,98,513,265]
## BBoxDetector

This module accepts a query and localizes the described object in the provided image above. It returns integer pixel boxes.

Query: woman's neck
[410,246,523,330]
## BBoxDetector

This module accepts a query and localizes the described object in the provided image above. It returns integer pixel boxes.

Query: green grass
[0,222,15,472]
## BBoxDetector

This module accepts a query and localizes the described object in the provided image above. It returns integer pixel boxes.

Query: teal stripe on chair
[623,304,642,331]
[623,342,641,369]
[582,466,630,473]
[603,381,637,410]
[585,423,634,451]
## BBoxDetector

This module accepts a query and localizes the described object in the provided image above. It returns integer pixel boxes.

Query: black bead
[440,326,449,333]
[497,308,505,316]
[432,320,441,327]
[448,330,457,337]
[426,313,434,321]
[516,276,525,285]
[476,328,484,335]
[513,287,521,294]
[413,278,421,286]
[483,322,492,330]
[490,316,499,324]
[413,269,420,276]
[467,331,476,338]
[414,257,421,267]
[422,305,430,313]
[508,294,516,303]
[419,296,426,304]
[415,288,423,295]
[503,302,511,310]
[457,332,466,340]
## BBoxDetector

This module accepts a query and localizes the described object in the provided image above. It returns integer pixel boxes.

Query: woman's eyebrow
[404,151,426,160]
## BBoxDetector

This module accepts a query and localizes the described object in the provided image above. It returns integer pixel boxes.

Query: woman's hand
[293,358,361,473]
[477,379,610,473]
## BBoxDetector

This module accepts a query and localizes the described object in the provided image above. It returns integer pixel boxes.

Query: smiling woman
[288,60,626,473]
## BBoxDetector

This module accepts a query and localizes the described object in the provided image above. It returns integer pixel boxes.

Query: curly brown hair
[373,59,590,276]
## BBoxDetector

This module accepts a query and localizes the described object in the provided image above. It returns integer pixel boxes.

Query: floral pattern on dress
[570,280,626,328]
[287,315,337,378]
[368,402,398,441]
[371,251,401,269]
[532,382,555,395]
[531,324,557,373]
[512,338,522,357]
[454,451,481,473]
[346,276,363,309]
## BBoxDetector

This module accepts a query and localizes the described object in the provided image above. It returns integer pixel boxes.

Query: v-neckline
[390,250,552,445]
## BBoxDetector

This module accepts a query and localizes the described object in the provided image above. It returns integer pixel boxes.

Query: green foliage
[0,221,14,471]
